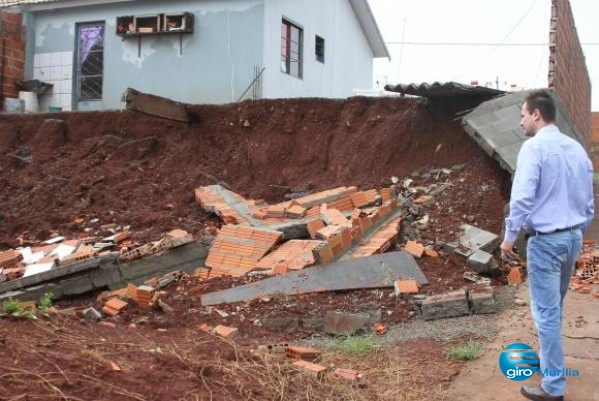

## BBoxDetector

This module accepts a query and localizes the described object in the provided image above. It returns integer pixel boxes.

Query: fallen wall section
[0,242,209,302]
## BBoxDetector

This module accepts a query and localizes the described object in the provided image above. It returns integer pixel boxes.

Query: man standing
[500,89,594,401]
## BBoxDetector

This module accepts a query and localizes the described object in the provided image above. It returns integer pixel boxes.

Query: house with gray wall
[0,0,389,112]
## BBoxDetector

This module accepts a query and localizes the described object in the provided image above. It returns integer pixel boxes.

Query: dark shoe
[520,385,564,401]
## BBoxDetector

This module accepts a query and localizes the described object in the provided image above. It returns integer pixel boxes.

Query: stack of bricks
[0,250,23,269]
[136,285,155,308]
[320,205,351,227]
[265,204,286,219]
[404,240,425,258]
[286,203,307,218]
[0,249,25,280]
[326,195,354,211]
[102,297,128,316]
[253,239,324,273]
[349,189,378,208]
[313,241,334,264]
[393,278,419,296]
[352,218,400,258]
[380,186,397,203]
[205,225,281,277]
[306,218,326,239]
[292,186,357,209]
[194,186,251,225]
[577,251,599,279]
[60,245,96,265]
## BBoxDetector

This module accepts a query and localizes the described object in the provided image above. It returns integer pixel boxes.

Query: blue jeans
[526,229,582,396]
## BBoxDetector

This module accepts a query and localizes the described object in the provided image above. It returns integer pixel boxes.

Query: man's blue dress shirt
[504,124,594,243]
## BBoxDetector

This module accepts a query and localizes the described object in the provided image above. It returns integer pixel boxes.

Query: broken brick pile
[195,184,408,278]
[571,240,599,298]
[0,229,194,283]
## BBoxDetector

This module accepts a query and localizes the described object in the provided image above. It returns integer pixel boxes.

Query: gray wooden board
[201,251,427,306]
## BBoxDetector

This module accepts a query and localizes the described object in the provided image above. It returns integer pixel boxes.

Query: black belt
[526,225,581,238]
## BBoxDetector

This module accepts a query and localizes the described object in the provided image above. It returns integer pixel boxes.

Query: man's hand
[500,240,520,263]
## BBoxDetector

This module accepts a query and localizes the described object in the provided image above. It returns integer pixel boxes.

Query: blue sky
[369,0,598,111]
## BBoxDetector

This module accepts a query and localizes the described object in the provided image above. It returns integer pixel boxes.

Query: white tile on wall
[60,94,72,109]
[49,66,61,81]
[60,80,72,94]
[33,67,42,80]
[50,52,61,66]
[39,53,50,67]
[60,51,73,66]
[34,54,40,68]
[50,94,61,107]
[38,67,50,80]
[60,65,72,80]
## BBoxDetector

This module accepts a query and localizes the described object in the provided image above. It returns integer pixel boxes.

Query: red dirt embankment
[0,96,508,248]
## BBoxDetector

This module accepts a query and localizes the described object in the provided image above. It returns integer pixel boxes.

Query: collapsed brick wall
[548,0,592,147]
[0,11,25,100]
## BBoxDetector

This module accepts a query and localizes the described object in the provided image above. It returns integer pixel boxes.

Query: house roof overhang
[0,0,133,12]
[349,0,390,60]
[384,81,505,99]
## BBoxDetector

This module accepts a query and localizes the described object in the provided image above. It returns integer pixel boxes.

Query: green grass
[2,297,21,315]
[328,335,383,357]
[447,341,482,361]
[37,292,53,316]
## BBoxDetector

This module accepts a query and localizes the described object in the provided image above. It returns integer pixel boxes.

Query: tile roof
[384,81,505,99]
[0,0,62,6]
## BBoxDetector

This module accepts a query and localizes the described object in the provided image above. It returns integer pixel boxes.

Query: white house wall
[25,0,265,111]
[262,0,374,99]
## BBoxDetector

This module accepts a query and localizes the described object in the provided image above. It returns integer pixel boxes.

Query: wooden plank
[201,251,427,306]
[122,87,189,122]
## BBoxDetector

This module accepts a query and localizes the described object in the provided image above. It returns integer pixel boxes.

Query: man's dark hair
[524,90,556,122]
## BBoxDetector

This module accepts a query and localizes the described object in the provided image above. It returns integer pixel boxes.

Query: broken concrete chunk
[467,249,498,274]
[469,285,499,314]
[421,289,470,320]
[83,307,102,322]
[443,224,499,258]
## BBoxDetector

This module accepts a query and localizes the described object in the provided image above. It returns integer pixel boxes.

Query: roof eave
[349,0,390,60]
[1,0,134,12]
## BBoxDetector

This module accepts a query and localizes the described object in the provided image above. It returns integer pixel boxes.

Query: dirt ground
[0,96,512,400]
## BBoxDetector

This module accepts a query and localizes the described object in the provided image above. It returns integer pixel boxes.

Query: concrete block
[469,286,499,314]
[83,307,102,322]
[467,249,497,274]
[421,289,470,320]
[444,224,499,258]
[460,224,499,253]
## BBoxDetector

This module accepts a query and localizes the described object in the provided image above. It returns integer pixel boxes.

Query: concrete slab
[201,251,427,306]
[463,89,583,175]
[122,87,189,122]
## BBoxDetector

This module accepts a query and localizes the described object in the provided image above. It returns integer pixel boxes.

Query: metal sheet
[201,251,427,306]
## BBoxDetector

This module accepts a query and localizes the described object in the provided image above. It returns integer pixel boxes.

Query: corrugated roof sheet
[0,0,62,6]
[384,82,505,99]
